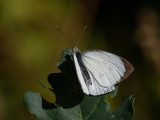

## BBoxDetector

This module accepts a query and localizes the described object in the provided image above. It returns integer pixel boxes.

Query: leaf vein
[85,97,101,120]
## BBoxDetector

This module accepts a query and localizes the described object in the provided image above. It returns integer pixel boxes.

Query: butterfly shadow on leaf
[42,52,84,109]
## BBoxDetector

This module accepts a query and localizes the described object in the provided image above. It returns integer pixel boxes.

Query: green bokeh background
[0,0,160,120]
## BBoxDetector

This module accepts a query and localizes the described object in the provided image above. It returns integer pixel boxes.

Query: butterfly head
[73,46,81,53]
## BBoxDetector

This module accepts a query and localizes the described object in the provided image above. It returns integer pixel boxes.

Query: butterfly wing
[73,47,134,96]
[73,51,90,95]
[81,49,134,95]
[87,70,115,95]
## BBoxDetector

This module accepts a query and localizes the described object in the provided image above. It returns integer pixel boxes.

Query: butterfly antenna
[75,26,87,47]
[56,27,72,42]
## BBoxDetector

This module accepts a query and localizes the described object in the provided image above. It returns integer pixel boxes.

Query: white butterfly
[73,46,134,96]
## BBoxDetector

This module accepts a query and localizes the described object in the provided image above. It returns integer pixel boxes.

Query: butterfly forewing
[81,50,130,88]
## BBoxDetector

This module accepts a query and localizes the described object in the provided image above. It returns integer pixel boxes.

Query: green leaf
[23,91,135,120]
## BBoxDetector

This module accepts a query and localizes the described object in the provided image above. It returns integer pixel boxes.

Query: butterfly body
[73,46,134,96]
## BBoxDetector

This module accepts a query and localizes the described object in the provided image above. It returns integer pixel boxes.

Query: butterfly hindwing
[73,51,90,95]
[81,50,133,88]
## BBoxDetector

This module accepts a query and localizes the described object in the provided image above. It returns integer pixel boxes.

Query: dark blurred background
[0,0,160,120]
